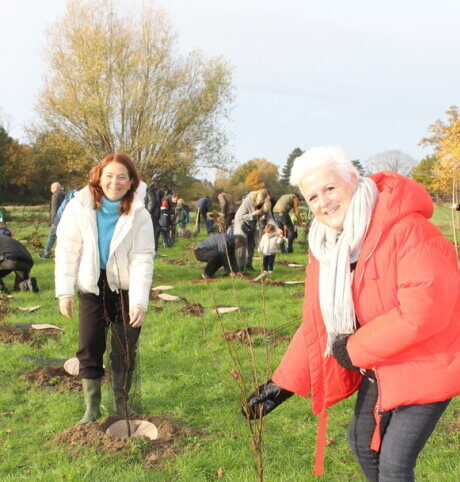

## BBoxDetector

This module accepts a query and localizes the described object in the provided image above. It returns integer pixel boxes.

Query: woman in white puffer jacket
[55,153,154,424]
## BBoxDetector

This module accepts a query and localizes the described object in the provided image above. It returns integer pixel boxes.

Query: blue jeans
[43,226,57,255]
[348,377,450,481]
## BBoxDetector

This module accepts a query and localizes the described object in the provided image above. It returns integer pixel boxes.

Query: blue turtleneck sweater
[96,197,121,269]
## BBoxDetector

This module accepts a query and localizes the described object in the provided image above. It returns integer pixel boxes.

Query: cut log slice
[63,357,80,376]
[152,285,173,291]
[157,293,182,302]
[106,419,159,440]
[31,324,63,331]
[17,306,41,312]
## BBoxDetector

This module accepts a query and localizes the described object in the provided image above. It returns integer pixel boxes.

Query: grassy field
[0,204,458,481]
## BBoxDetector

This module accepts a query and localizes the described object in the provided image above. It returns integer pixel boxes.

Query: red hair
[89,153,140,215]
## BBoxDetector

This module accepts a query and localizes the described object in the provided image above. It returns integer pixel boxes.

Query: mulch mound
[20,366,82,391]
[0,324,61,347]
[276,260,292,265]
[259,279,285,287]
[21,234,45,250]
[222,326,290,345]
[151,306,164,313]
[150,290,162,301]
[54,414,204,467]
[179,300,204,317]
[0,295,9,320]
[292,291,304,297]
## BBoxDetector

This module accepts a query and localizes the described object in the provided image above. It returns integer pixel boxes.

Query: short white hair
[290,146,359,187]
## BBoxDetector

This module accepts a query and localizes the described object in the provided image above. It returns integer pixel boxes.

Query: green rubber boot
[77,378,102,424]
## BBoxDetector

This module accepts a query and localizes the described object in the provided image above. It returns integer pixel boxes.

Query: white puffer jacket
[55,182,154,311]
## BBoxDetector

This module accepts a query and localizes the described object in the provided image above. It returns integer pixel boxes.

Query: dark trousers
[274,212,295,253]
[151,219,160,252]
[195,247,228,277]
[348,377,450,482]
[0,259,31,289]
[223,212,235,231]
[77,271,140,379]
[263,254,275,271]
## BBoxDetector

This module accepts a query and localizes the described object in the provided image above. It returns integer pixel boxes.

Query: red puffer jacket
[272,171,460,474]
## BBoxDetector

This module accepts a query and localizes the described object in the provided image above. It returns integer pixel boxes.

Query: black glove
[241,380,294,419]
[331,334,359,371]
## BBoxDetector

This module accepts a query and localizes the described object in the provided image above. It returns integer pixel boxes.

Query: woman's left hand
[129,306,145,328]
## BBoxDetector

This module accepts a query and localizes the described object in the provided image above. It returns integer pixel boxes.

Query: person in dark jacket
[159,201,172,248]
[145,177,161,251]
[49,182,66,226]
[0,234,38,293]
[194,196,210,234]
[194,227,241,279]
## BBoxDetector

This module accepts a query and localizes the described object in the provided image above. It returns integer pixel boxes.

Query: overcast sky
[1,0,459,178]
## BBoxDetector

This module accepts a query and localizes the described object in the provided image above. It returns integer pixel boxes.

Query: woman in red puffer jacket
[243,146,460,481]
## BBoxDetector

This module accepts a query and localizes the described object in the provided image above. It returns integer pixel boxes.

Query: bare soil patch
[0,295,10,320]
[222,326,290,345]
[150,306,164,313]
[259,279,285,287]
[0,324,61,347]
[180,299,204,317]
[54,414,204,467]
[149,290,162,301]
[162,258,188,266]
[21,233,45,250]
[20,366,82,391]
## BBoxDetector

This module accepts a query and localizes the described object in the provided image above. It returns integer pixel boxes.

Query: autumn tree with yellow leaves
[420,106,460,200]
[36,0,233,182]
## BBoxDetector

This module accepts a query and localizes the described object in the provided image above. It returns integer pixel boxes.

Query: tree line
[0,0,457,204]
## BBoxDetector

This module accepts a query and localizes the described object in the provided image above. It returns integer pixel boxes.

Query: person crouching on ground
[0,232,39,293]
[258,224,283,274]
[194,222,242,280]
[55,153,154,424]
[242,145,460,480]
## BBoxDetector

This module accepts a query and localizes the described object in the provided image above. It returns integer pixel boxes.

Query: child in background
[159,200,172,248]
[258,224,282,273]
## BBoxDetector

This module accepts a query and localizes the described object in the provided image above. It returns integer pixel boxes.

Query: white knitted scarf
[308,176,379,356]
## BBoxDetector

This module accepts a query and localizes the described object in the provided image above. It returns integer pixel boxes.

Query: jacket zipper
[357,230,383,291]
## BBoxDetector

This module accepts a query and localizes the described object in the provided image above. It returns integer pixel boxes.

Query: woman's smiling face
[300,168,357,230]
[100,161,132,201]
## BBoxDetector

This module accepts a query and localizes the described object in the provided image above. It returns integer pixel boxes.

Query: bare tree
[365,150,418,177]
[36,0,234,180]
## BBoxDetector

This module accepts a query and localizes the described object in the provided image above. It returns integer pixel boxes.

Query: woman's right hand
[59,297,74,319]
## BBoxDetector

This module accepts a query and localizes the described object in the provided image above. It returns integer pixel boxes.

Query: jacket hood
[370,170,434,233]
[75,181,147,213]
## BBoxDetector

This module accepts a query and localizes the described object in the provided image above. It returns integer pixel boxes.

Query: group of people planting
[1,146,459,480]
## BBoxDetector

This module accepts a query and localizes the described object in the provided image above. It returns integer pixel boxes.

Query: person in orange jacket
[243,146,460,480]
